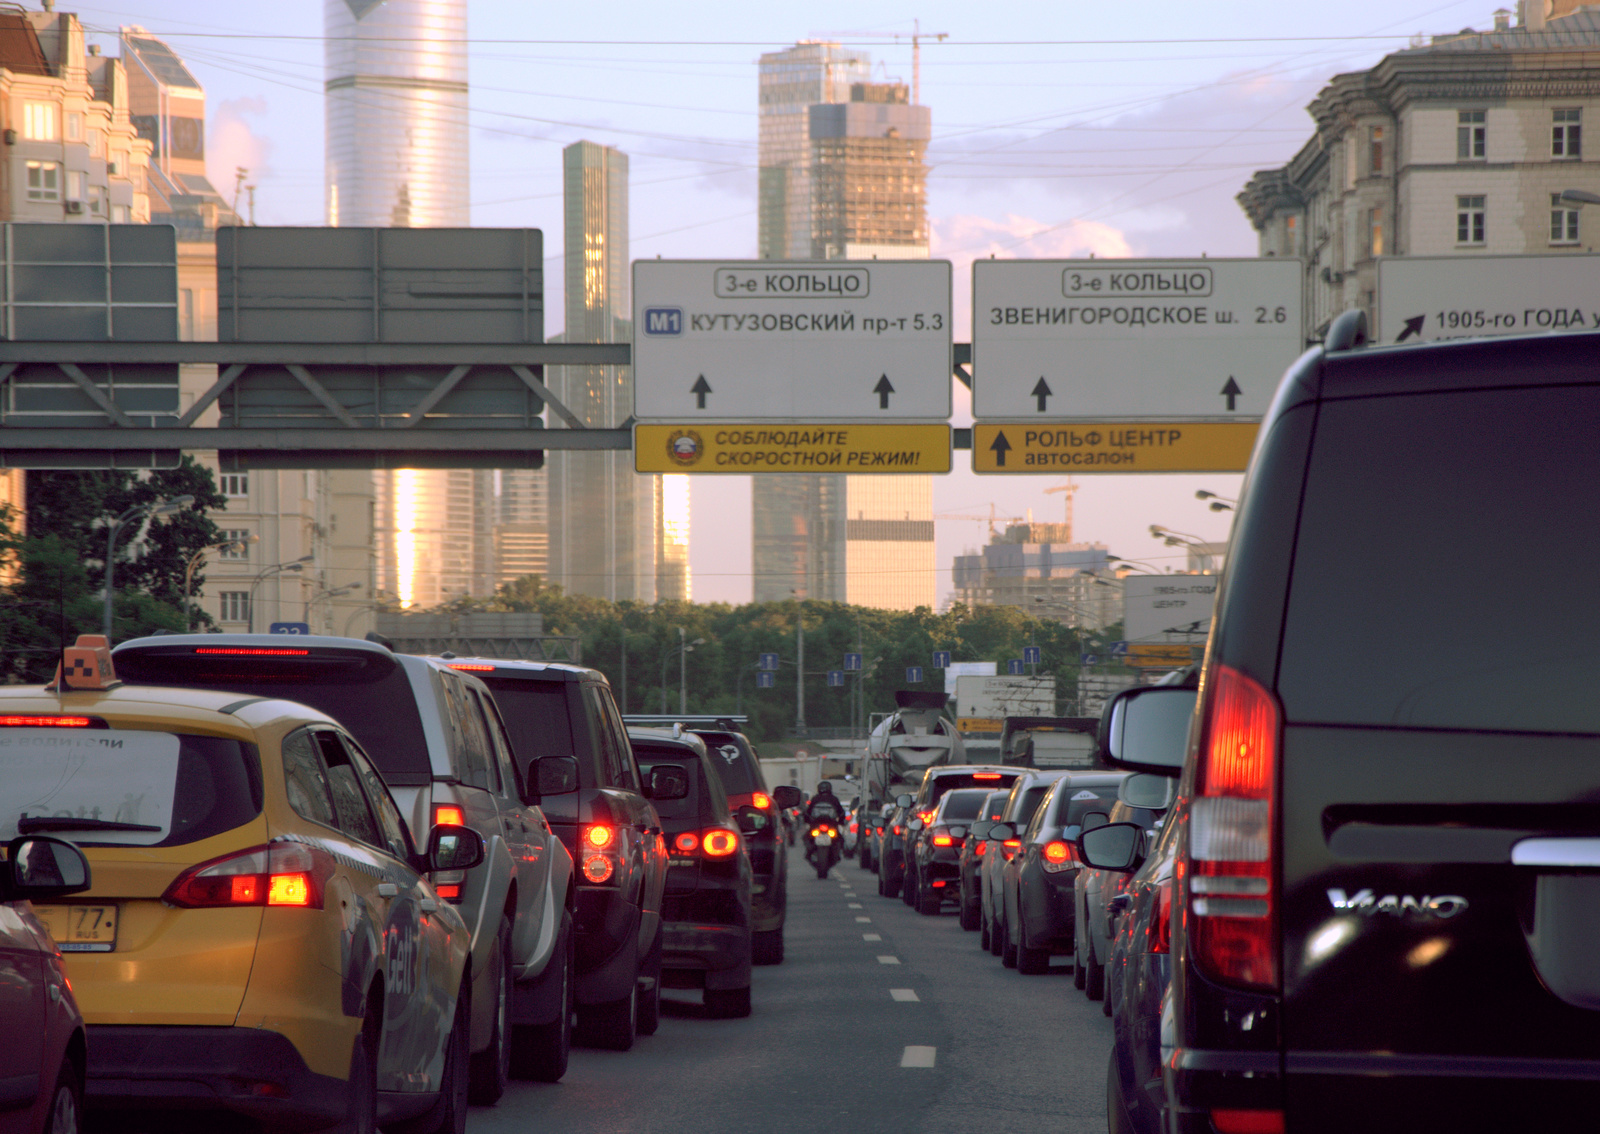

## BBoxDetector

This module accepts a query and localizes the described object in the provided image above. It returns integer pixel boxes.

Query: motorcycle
[807,823,841,880]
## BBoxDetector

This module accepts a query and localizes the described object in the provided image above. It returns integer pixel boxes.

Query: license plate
[815,834,833,846]
[32,904,117,952]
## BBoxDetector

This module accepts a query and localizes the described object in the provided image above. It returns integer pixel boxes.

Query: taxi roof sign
[50,634,119,692]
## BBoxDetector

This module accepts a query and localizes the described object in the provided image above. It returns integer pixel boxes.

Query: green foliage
[0,460,226,682]
[459,575,1118,743]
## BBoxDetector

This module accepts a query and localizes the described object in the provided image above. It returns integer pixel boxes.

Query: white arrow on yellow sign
[972,422,1258,474]
[635,422,951,474]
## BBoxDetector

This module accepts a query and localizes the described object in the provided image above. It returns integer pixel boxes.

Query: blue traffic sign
[906,666,924,683]
[1007,658,1024,675]
[843,652,862,671]
[757,671,775,688]
[1080,654,1101,666]
[758,652,780,671]
[1109,641,1129,657]
[932,650,951,669]
[827,670,845,687]
[270,622,311,635]
[1022,646,1042,665]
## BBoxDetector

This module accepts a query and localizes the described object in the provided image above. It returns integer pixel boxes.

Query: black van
[1086,318,1600,1132]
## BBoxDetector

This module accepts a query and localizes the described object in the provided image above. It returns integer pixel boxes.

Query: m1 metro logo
[644,307,683,335]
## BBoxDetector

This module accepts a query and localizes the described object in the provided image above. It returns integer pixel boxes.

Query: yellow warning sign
[634,423,951,474]
[971,422,1258,474]
[957,718,1004,734]
[1125,644,1200,667]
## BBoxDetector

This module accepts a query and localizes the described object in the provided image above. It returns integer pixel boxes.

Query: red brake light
[163,843,334,909]
[192,647,309,656]
[1210,1110,1284,1134]
[582,854,615,883]
[975,841,987,856]
[674,832,700,853]
[1003,839,1021,848]
[267,874,312,907]
[584,824,616,850]
[435,883,462,901]
[447,663,496,672]
[1044,841,1071,864]
[973,772,1001,780]
[932,830,954,847]
[0,715,92,727]
[434,804,466,828]
[1150,880,1172,954]
[702,829,739,857]
[752,792,771,810]
[892,825,903,836]
[1188,663,1280,991]
[918,810,935,825]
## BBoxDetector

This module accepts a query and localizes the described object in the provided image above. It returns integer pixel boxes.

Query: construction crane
[893,20,948,105]
[933,503,1026,540]
[1044,479,1077,543]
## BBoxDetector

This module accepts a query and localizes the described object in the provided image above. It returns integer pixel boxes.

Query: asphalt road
[476,845,1113,1134]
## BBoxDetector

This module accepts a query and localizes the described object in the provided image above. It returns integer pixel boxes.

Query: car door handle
[377,883,400,898]
[1109,894,1132,913]
[419,898,439,913]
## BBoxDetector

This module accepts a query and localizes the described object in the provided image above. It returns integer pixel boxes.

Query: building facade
[1238,7,1600,337]
[952,523,1117,629]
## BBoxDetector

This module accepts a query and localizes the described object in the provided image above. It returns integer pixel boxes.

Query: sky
[71,0,1495,603]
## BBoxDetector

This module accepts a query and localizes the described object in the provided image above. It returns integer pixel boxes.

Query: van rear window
[1279,385,1600,733]
[113,648,432,784]
[482,680,575,768]
[695,732,761,796]
[633,746,705,822]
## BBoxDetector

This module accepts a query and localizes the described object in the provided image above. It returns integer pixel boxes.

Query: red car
[0,835,92,1134]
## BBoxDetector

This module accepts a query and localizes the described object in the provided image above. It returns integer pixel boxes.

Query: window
[1368,125,1384,174]
[347,739,413,862]
[111,204,130,223]
[65,112,81,141]
[1457,109,1486,160]
[87,184,103,215]
[1551,194,1580,244]
[65,170,83,201]
[1456,195,1486,245]
[1553,108,1582,159]
[220,529,251,559]
[281,729,338,828]
[1284,214,1298,255]
[87,130,103,158]
[1367,205,1384,258]
[22,102,56,141]
[220,472,249,497]
[219,591,250,623]
[25,161,59,202]
[315,732,382,848]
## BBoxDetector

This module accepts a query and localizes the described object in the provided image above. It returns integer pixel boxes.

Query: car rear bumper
[85,1025,346,1132]
[661,921,751,987]
[574,886,642,1006]
[1019,867,1077,948]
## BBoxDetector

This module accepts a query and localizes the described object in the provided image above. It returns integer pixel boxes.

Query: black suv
[1086,319,1600,1132]
[628,728,755,1018]
[453,659,669,1052]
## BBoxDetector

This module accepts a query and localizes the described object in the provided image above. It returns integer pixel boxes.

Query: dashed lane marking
[864,933,882,941]
[877,955,901,965]
[901,1046,937,1068]
[848,903,863,908]
[855,916,871,923]
[890,989,919,1002]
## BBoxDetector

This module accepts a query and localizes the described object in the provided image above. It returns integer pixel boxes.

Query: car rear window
[0,727,262,847]
[633,744,706,822]
[694,732,761,795]
[113,646,432,785]
[1008,784,1052,825]
[937,790,990,821]
[1049,785,1120,826]
[928,772,1016,806]
[1279,385,1600,734]
[982,792,1009,821]
[483,679,576,768]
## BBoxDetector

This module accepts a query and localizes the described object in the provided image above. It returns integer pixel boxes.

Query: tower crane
[933,503,1025,539]
[1044,479,1077,543]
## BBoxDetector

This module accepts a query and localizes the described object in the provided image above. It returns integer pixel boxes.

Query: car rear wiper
[18,815,161,833]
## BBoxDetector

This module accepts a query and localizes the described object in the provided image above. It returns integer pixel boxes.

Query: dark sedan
[958,790,1010,932]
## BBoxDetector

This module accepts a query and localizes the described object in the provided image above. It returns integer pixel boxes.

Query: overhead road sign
[633,422,951,475]
[932,650,951,669]
[758,652,780,671]
[1376,253,1600,345]
[757,671,775,689]
[971,422,1257,474]
[1124,643,1198,668]
[632,260,952,421]
[971,258,1303,420]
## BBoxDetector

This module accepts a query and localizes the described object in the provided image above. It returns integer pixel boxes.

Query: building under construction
[952,523,1117,629]
[808,81,930,259]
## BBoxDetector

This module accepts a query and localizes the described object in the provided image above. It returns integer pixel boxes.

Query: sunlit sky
[72,0,1493,603]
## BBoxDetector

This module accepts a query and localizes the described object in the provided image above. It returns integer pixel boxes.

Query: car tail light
[702,829,739,857]
[1150,880,1173,954]
[917,810,935,825]
[0,715,94,727]
[584,824,616,850]
[674,832,700,853]
[752,792,771,810]
[163,843,335,910]
[1187,663,1280,991]
[973,772,1001,780]
[582,824,621,884]
[1042,840,1075,873]
[1210,1109,1284,1134]
[932,828,954,847]
[434,804,466,828]
[447,663,496,672]
[582,854,615,883]
[931,879,946,888]
[435,883,462,901]
[193,647,309,656]
[892,825,903,836]
[975,841,987,856]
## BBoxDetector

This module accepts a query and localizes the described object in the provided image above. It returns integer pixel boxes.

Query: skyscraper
[547,141,668,602]
[753,45,936,611]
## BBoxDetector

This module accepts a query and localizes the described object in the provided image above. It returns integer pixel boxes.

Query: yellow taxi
[0,637,481,1134]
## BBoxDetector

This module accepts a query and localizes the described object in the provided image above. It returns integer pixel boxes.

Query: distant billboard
[1123,574,1218,644]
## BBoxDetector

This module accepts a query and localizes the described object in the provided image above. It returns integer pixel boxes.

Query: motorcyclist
[802,782,846,863]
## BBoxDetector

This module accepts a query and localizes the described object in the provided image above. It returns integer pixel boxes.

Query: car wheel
[334,1003,379,1134]
[704,984,752,1019]
[511,910,573,1082]
[901,865,917,907]
[390,979,469,1134]
[42,1055,82,1134]
[979,911,991,951]
[1017,944,1050,975]
[752,927,785,965]
[636,918,664,1037]
[988,909,1004,957]
[468,915,512,1105]
[1000,913,1018,968]
[577,980,637,1052]
[1085,934,1107,1001]
[917,883,941,916]
[1074,917,1088,990]
[1107,1049,1138,1134]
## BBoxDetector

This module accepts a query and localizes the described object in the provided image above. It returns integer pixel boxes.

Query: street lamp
[678,626,706,715]
[1559,189,1600,207]
[304,582,361,624]
[102,495,194,642]
[183,532,258,630]
[248,555,314,633]
[1195,489,1237,512]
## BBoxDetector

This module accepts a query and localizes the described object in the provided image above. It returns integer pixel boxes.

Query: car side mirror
[647,764,690,802]
[1082,811,1110,832]
[1077,822,1143,873]
[896,793,914,808]
[735,806,761,833]
[771,785,803,810]
[909,818,924,832]
[970,820,994,840]
[1098,686,1198,774]
[988,823,1015,842]
[4,836,91,899]
[529,756,580,799]
[1119,772,1179,810]
[949,825,967,839]
[427,825,485,872]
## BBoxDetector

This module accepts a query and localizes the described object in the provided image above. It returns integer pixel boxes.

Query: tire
[816,852,831,880]
[576,981,636,1052]
[468,915,512,1105]
[1017,944,1050,975]
[1073,916,1088,990]
[987,909,1004,957]
[1000,910,1018,968]
[636,918,663,1036]
[959,880,980,931]
[1085,934,1107,1001]
[704,984,752,1019]
[1107,1049,1138,1134]
[334,1004,379,1134]
[901,865,917,907]
[42,1055,82,1134]
[511,911,572,1082]
[391,979,469,1134]
[979,912,991,952]
[880,863,900,900]
[752,927,785,965]
[917,883,941,916]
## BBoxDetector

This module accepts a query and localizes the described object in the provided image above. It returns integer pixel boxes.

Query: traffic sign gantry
[632,260,952,421]
[633,422,951,475]
[972,422,1257,474]
[971,258,1303,420]
[1376,254,1600,345]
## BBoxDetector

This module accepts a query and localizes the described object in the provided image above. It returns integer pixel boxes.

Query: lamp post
[183,532,257,630]
[678,626,706,715]
[1195,489,1237,512]
[102,495,194,643]
[248,555,314,633]
[303,582,360,625]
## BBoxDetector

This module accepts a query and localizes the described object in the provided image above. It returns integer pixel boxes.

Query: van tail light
[163,843,335,910]
[1150,880,1173,954]
[702,829,739,857]
[584,824,616,850]
[1042,840,1075,873]
[433,805,466,828]
[1210,1109,1284,1134]
[1186,663,1280,991]
[581,823,621,885]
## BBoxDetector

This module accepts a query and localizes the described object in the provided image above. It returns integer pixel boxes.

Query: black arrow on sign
[989,430,1013,468]
[874,374,895,409]
[1220,377,1242,411]
[1396,315,1425,343]
[1031,376,1053,413]
[691,375,712,409]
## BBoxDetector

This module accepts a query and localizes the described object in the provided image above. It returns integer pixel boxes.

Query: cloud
[207,97,275,210]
